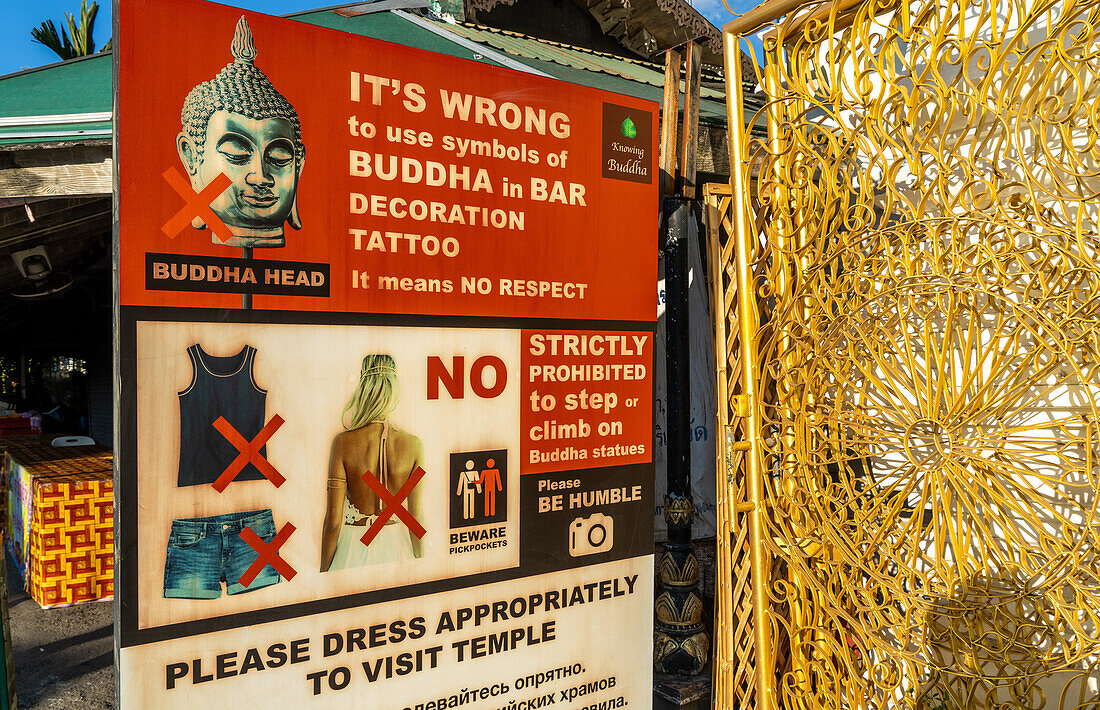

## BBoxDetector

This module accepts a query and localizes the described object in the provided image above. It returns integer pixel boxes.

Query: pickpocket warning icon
[449,450,507,528]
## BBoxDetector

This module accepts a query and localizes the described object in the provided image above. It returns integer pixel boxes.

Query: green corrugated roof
[0,8,725,145]
[0,53,113,145]
[433,20,727,121]
[291,9,508,66]
[0,53,112,119]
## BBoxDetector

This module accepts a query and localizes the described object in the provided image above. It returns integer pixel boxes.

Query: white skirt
[330,521,415,570]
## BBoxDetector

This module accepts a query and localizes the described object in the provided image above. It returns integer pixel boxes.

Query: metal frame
[716,0,1100,707]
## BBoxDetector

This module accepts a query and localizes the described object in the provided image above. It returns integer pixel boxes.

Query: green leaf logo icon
[621,117,637,138]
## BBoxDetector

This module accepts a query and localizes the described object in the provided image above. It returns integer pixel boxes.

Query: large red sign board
[115,1,657,707]
[117,0,657,321]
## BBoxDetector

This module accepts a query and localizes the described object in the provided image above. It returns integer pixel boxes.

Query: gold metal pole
[762,34,814,701]
[758,0,899,43]
[721,0,895,37]
[723,29,776,710]
[704,186,735,708]
[723,0,817,37]
[780,31,827,702]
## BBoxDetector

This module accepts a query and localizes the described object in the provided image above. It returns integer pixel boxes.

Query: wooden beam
[678,41,702,198]
[0,198,92,230]
[0,198,108,233]
[0,145,112,199]
[595,9,632,33]
[0,199,111,251]
[660,47,682,198]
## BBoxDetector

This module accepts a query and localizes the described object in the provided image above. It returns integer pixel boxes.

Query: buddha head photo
[176,17,305,248]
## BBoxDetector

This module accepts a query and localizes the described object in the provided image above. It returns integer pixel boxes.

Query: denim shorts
[163,509,281,599]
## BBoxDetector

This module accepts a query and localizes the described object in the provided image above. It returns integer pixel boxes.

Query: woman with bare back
[321,354,425,571]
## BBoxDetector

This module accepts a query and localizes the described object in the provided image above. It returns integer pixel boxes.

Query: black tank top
[176,344,269,487]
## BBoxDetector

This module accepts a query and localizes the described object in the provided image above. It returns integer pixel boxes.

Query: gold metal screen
[716,0,1100,707]
[707,181,770,707]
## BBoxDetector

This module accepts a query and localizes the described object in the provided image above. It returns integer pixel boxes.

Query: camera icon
[568,513,614,557]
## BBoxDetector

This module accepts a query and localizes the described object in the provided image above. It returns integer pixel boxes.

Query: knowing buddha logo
[601,103,652,184]
[175,17,305,248]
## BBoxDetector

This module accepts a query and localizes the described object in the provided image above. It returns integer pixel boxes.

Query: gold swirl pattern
[717,0,1100,707]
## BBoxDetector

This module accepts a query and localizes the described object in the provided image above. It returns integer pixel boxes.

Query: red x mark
[161,167,234,244]
[211,415,285,492]
[238,523,296,586]
[360,466,427,546]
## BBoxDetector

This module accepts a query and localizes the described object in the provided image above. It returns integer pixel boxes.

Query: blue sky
[0,0,755,76]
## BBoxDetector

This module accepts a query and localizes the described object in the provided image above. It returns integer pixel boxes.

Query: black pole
[654,196,709,676]
[665,198,691,497]
[242,246,253,310]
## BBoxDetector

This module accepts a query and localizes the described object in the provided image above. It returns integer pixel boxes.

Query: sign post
[114,2,658,707]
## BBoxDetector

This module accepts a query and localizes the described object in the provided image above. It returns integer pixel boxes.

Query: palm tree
[31,1,111,61]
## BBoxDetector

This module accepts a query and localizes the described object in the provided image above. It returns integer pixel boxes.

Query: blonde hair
[341,354,399,430]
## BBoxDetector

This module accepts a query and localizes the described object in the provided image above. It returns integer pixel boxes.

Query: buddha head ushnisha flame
[176,16,305,248]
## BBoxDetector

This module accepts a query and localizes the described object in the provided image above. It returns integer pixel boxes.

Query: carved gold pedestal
[654,494,709,674]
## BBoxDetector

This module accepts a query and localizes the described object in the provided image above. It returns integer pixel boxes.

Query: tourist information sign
[115,1,657,707]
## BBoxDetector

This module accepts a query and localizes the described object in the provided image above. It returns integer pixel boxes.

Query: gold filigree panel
[722,0,1100,707]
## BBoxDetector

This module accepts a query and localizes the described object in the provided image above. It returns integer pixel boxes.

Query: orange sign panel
[117,0,657,321]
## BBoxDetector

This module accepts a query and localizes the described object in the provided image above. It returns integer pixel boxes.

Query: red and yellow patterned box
[27,475,113,608]
[1,438,114,608]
